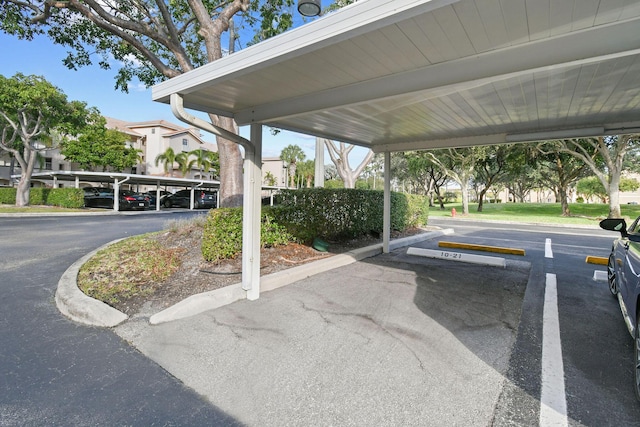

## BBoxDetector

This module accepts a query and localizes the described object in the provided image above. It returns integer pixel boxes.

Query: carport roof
[152,0,640,152]
[26,171,220,188]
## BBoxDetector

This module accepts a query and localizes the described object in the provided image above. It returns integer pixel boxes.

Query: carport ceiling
[152,0,640,152]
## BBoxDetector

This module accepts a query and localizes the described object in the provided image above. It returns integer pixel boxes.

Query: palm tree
[297,160,315,188]
[263,171,277,187]
[190,148,220,179]
[176,151,197,178]
[280,144,306,188]
[155,147,178,177]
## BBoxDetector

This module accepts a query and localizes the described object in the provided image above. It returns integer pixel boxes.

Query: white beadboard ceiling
[152,0,640,151]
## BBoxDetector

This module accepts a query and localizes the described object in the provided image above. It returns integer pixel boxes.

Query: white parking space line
[540,239,568,427]
[545,238,553,258]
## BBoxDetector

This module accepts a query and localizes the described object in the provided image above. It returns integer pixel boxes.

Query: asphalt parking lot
[115,248,531,426]
[5,214,640,426]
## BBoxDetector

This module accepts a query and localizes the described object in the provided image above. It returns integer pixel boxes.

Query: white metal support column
[242,123,263,300]
[169,93,262,299]
[383,151,391,253]
[156,181,161,211]
[113,178,120,212]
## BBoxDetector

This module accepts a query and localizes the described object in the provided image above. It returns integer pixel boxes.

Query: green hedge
[202,207,294,262]
[201,189,429,261]
[273,188,429,242]
[0,188,16,204]
[0,187,84,208]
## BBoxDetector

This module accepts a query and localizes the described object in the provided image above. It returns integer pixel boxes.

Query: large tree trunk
[477,188,488,212]
[608,174,621,218]
[460,181,470,215]
[15,177,30,207]
[212,115,244,207]
[15,149,38,207]
[558,186,571,216]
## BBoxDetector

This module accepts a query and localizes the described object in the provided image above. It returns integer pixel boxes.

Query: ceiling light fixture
[298,0,321,17]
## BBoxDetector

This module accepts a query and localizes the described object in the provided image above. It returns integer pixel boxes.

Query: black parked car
[142,190,170,208]
[162,189,217,209]
[600,216,640,400]
[83,188,149,211]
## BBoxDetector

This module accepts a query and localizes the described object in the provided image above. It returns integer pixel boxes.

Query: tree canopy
[0,73,92,206]
[0,0,310,207]
[60,114,139,172]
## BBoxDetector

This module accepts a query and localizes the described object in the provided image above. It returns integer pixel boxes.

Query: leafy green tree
[155,147,178,177]
[0,0,305,207]
[403,151,449,208]
[0,73,90,206]
[280,144,306,188]
[473,145,511,212]
[501,143,541,203]
[424,147,484,214]
[537,141,593,216]
[556,135,640,217]
[61,114,138,172]
[577,176,605,203]
[577,176,640,203]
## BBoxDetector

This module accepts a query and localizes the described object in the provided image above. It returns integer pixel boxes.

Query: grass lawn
[0,204,88,213]
[428,202,640,226]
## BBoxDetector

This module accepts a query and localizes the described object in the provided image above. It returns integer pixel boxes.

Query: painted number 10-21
[440,251,462,259]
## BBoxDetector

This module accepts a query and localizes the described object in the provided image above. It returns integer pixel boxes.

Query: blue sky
[0,30,369,164]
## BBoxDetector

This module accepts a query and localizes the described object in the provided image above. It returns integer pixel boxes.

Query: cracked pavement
[115,249,529,426]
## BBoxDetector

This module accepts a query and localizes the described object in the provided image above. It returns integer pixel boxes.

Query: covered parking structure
[152,0,640,300]
[24,171,220,211]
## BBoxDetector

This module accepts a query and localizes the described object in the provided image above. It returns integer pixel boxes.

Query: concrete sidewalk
[114,243,530,426]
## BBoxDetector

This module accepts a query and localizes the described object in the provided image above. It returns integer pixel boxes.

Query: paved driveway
[0,214,238,426]
[116,250,530,426]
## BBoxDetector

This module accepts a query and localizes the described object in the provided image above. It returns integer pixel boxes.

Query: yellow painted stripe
[585,256,608,265]
[438,241,525,256]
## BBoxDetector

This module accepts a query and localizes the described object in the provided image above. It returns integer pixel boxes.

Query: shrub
[30,188,84,208]
[0,188,16,204]
[201,207,294,262]
[0,187,84,208]
[201,189,429,261]
[273,188,429,242]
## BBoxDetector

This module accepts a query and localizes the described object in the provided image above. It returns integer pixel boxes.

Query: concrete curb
[57,228,454,327]
[55,240,129,328]
[149,228,454,325]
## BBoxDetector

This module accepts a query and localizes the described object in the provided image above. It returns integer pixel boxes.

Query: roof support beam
[170,93,252,150]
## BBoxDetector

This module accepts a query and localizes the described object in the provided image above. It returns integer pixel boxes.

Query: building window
[151,129,155,134]
[58,164,65,171]
[44,158,52,170]
[182,138,188,148]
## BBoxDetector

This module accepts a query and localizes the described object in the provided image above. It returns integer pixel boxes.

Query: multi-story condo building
[0,117,288,192]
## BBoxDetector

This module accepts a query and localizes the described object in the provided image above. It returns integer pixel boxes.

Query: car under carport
[22,171,220,211]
